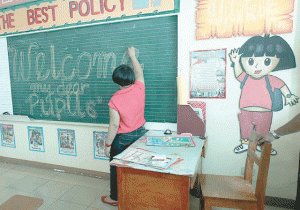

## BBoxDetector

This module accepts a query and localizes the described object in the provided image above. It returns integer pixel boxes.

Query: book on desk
[146,133,196,147]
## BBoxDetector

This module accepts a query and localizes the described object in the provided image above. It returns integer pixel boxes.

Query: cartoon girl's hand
[285,94,299,106]
[229,48,242,63]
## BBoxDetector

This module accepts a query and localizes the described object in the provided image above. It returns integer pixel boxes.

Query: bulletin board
[6,15,178,124]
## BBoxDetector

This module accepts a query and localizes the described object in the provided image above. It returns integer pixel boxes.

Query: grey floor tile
[51,172,109,189]
[13,165,60,179]
[0,170,29,187]
[6,175,50,193]
[47,200,89,210]
[32,180,75,200]
[59,185,105,206]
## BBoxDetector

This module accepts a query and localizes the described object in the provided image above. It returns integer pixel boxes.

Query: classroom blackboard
[7,15,178,124]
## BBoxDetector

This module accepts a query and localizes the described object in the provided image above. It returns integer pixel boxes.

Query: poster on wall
[58,129,76,156]
[1,124,15,148]
[93,131,108,160]
[28,126,45,152]
[190,49,226,98]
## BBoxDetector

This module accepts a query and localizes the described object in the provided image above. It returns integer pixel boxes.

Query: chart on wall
[6,15,178,124]
[190,49,226,98]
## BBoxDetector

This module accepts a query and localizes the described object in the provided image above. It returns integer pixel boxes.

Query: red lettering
[0,16,3,30]
[2,15,9,29]
[27,9,35,25]
[69,1,78,18]
[79,0,90,17]
[100,0,104,14]
[42,7,49,23]
[120,0,124,11]
[1,14,15,29]
[104,0,116,12]
[90,0,100,15]
[27,5,57,26]
[8,13,15,28]
[35,8,42,24]
[48,5,58,21]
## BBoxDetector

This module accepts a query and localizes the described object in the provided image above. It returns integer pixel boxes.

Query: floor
[0,161,292,210]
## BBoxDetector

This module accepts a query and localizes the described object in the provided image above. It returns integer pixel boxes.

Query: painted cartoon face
[241,55,280,78]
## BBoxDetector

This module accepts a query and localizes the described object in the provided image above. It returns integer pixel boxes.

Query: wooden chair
[199,131,272,210]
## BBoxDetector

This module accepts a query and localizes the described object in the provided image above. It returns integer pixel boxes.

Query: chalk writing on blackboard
[8,43,143,120]
[9,43,119,82]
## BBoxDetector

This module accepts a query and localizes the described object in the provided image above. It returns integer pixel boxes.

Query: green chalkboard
[7,15,178,124]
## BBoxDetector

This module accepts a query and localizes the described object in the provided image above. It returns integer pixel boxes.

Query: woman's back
[108,81,146,134]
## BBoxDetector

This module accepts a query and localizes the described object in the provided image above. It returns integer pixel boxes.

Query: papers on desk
[114,148,182,170]
[146,133,196,147]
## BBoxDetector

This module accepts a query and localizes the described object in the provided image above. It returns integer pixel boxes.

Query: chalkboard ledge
[0,115,109,128]
[0,114,31,122]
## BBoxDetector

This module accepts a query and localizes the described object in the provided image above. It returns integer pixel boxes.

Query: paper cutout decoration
[195,0,295,40]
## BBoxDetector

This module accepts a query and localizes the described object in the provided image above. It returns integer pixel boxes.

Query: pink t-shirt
[108,81,146,134]
[238,72,285,110]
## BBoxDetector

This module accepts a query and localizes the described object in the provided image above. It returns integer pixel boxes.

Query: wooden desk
[110,131,206,210]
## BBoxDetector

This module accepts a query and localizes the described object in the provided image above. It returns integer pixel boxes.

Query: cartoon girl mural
[229,34,298,156]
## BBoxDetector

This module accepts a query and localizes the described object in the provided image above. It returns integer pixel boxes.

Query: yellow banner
[195,0,294,40]
[0,0,176,36]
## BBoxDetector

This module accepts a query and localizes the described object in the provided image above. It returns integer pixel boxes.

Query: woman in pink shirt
[101,47,146,206]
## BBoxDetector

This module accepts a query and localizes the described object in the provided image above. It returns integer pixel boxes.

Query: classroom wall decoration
[93,131,108,160]
[190,49,226,98]
[58,129,76,156]
[1,124,15,148]
[0,0,179,36]
[7,15,178,124]
[195,0,295,40]
[229,34,298,156]
[28,126,45,152]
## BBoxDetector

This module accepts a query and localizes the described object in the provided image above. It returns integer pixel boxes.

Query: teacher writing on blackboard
[101,47,146,206]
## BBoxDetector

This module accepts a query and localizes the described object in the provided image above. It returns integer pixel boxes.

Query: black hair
[112,64,135,86]
[238,34,296,72]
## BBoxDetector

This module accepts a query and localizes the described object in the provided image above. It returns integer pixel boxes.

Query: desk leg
[190,155,203,198]
[117,167,189,210]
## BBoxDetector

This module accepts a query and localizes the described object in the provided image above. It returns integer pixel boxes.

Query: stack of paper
[114,148,181,170]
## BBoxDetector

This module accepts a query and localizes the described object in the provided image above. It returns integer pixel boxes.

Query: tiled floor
[0,161,292,210]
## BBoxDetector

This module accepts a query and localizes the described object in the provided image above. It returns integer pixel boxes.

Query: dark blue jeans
[109,125,146,201]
